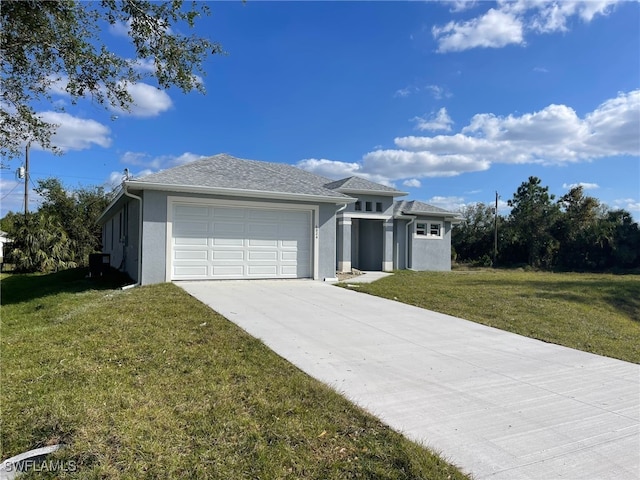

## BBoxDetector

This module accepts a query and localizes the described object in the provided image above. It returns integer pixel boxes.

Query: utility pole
[493,191,498,267]
[24,142,30,214]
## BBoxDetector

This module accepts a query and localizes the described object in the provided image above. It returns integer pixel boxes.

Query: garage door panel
[174,236,209,246]
[174,265,208,276]
[174,250,208,260]
[175,205,209,217]
[172,203,312,280]
[248,250,278,260]
[212,250,244,260]
[248,265,278,276]
[212,265,244,276]
[214,207,244,218]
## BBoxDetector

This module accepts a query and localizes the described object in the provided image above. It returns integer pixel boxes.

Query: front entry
[352,219,383,271]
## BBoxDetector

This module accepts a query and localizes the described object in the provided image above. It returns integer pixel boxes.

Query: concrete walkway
[179,280,640,480]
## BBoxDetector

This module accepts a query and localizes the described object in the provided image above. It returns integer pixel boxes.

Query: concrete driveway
[179,280,640,480]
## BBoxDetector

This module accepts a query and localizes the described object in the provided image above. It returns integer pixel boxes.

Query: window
[375,202,383,212]
[354,201,362,211]
[415,221,443,239]
[365,201,372,212]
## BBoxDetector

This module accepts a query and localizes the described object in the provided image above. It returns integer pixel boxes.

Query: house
[0,230,10,264]
[97,154,460,285]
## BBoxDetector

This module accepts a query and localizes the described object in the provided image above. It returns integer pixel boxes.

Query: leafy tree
[35,178,111,265]
[506,176,560,268]
[1,0,223,158]
[555,186,602,270]
[452,203,497,265]
[5,213,76,272]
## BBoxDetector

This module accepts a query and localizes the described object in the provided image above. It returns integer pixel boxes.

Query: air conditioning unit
[89,253,111,277]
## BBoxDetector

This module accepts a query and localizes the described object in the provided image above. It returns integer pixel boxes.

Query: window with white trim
[415,221,443,239]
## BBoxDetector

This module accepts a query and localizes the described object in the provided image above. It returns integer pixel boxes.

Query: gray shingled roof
[131,154,353,200]
[324,176,406,196]
[394,200,457,217]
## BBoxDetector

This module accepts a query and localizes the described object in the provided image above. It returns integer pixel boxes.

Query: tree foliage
[1,0,222,158]
[452,177,640,271]
[2,178,111,272]
[452,203,495,265]
[5,213,76,272]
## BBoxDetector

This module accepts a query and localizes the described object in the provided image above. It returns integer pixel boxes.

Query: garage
[170,201,313,280]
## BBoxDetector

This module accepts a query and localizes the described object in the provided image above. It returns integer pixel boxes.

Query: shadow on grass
[463,277,640,324]
[1,268,133,305]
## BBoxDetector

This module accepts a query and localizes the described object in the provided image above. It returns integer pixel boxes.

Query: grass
[1,269,468,479]
[348,269,640,364]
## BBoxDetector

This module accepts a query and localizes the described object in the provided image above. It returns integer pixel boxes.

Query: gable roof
[394,200,461,221]
[324,176,407,197]
[127,154,354,203]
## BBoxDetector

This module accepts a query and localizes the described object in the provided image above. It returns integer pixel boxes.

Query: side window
[354,201,362,211]
[365,201,372,212]
[430,223,441,237]
[416,223,427,236]
[375,202,383,212]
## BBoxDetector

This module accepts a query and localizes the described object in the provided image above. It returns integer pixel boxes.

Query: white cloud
[433,8,524,52]
[562,182,600,190]
[612,198,640,214]
[425,195,467,211]
[36,111,111,151]
[108,20,131,38]
[533,66,549,73]
[0,178,42,214]
[296,158,362,179]
[425,84,452,100]
[115,82,173,117]
[298,89,639,186]
[433,1,620,52]
[119,151,206,171]
[394,87,414,98]
[403,178,422,188]
[412,107,454,132]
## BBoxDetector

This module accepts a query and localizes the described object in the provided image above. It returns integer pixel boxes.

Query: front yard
[0,269,467,479]
[349,269,640,364]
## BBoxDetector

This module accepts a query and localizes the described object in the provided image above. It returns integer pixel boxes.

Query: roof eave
[96,187,126,225]
[126,181,357,204]
[335,188,408,197]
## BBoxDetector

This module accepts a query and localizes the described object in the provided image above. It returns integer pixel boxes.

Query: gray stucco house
[98,154,460,285]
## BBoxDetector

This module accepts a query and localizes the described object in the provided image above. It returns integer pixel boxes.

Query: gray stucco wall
[101,198,140,282]
[128,190,338,285]
[343,194,395,215]
[393,219,408,270]
[410,217,452,271]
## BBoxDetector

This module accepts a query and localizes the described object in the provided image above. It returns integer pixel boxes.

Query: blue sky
[2,0,639,218]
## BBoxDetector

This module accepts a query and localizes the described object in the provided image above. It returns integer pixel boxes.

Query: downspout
[405,216,416,270]
[122,183,143,287]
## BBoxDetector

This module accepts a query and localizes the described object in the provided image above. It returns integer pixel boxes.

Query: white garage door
[171,203,312,280]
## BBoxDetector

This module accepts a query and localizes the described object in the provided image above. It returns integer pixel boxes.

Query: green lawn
[349,269,640,364]
[1,269,468,479]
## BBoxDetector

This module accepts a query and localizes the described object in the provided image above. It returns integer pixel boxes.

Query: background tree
[506,176,560,268]
[555,186,602,270]
[35,178,111,266]
[1,0,223,158]
[5,213,76,272]
[452,203,497,265]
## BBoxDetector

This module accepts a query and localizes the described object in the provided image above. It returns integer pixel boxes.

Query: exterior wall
[131,190,338,285]
[393,219,408,270]
[337,194,397,272]
[317,203,338,280]
[410,217,452,271]
[342,194,395,216]
[101,198,140,282]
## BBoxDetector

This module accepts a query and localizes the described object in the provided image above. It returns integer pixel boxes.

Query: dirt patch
[336,269,363,282]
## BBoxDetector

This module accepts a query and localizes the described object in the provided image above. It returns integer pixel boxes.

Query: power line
[1,182,20,201]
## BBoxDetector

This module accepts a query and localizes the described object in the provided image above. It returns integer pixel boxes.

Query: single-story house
[97,154,460,285]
